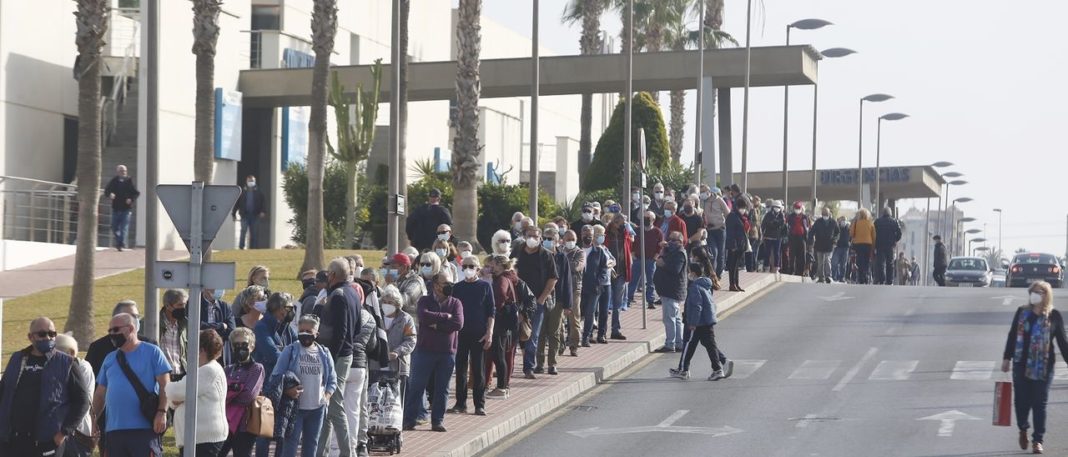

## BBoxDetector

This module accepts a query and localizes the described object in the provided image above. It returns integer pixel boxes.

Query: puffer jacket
[684,276,717,327]
[369,311,417,377]
[351,308,376,369]
[850,218,876,245]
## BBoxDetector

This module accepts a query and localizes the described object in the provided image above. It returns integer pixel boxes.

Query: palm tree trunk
[68,0,109,346]
[453,0,482,251]
[344,162,357,248]
[578,92,592,180]
[576,0,603,185]
[397,0,410,250]
[303,0,337,271]
[192,0,221,184]
[669,89,684,162]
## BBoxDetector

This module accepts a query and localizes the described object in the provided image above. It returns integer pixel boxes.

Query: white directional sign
[820,292,854,302]
[155,261,236,290]
[917,410,979,437]
[568,410,743,438]
[158,184,241,254]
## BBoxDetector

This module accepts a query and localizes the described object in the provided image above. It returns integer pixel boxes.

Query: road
[488,283,1068,457]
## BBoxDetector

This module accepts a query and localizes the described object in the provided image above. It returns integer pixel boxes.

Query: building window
[63,117,78,184]
[251,5,281,30]
[118,0,139,9]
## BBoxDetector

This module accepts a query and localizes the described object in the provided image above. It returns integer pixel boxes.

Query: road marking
[789,360,841,380]
[951,361,996,381]
[795,414,818,428]
[819,292,853,302]
[869,360,919,381]
[917,410,980,437]
[568,410,744,438]
[832,347,879,391]
[729,360,767,379]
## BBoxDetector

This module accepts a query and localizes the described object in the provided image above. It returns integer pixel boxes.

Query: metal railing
[0,176,112,247]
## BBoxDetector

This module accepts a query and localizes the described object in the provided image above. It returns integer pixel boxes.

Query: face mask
[654,191,664,200]
[213,289,225,301]
[388,269,398,279]
[171,307,186,320]
[247,180,256,188]
[664,209,673,218]
[739,209,748,216]
[255,278,270,288]
[463,267,479,280]
[284,308,296,324]
[253,300,267,314]
[700,192,711,201]
[609,205,622,214]
[632,193,640,202]
[420,266,433,277]
[460,250,472,259]
[514,222,524,231]
[541,240,555,251]
[595,235,606,245]
[352,266,363,278]
[669,239,681,247]
[684,207,693,215]
[771,208,780,213]
[235,348,251,362]
[822,215,830,220]
[438,233,450,241]
[381,303,398,316]
[298,333,316,347]
[1030,293,1043,305]
[582,212,593,222]
[109,332,128,348]
[526,238,540,249]
[33,339,55,354]
[440,283,454,297]
[564,241,576,250]
[582,236,593,245]
[642,204,649,210]
[435,249,448,258]
[302,278,316,290]
[793,209,802,214]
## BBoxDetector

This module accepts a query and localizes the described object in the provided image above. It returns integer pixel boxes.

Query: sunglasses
[542,237,554,241]
[33,331,57,339]
[420,263,433,267]
[437,231,450,235]
[462,265,478,270]
[107,326,129,334]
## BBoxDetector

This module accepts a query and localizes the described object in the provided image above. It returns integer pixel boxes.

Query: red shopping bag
[993,381,1012,426]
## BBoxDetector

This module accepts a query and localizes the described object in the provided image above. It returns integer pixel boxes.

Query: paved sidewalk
[395,271,799,457]
[0,248,186,299]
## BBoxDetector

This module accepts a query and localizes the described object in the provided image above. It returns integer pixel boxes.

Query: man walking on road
[809,207,840,283]
[932,235,948,286]
[232,175,266,250]
[315,258,360,457]
[873,208,902,285]
[406,188,453,252]
[104,164,140,251]
[514,225,559,379]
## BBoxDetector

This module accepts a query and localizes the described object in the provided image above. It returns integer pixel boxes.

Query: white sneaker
[669,368,690,380]
[708,370,726,381]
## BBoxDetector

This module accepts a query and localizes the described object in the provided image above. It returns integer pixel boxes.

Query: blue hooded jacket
[684,276,717,327]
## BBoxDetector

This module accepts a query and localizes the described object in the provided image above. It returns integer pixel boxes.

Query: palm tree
[326,61,382,248]
[398,0,411,248]
[563,0,611,183]
[68,0,109,345]
[452,0,482,250]
[191,0,222,184]
[302,0,337,272]
[984,248,1004,270]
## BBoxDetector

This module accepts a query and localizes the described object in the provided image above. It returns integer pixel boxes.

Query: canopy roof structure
[734,165,946,203]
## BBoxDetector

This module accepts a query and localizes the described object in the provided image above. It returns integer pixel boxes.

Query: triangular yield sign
[157,184,241,254]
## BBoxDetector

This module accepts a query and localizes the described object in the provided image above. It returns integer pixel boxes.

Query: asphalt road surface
[488,283,1068,457]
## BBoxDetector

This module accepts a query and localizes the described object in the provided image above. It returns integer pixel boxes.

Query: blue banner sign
[820,167,912,186]
[214,88,242,161]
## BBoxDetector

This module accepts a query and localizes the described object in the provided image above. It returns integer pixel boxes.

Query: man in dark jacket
[535,227,572,375]
[831,217,851,282]
[405,188,453,252]
[654,231,688,352]
[0,318,90,456]
[873,207,903,285]
[104,164,140,251]
[932,235,948,286]
[809,207,840,283]
[232,174,266,249]
[316,258,360,457]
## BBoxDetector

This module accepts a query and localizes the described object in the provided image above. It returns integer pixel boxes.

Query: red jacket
[632,226,663,260]
[605,225,633,282]
[666,215,689,245]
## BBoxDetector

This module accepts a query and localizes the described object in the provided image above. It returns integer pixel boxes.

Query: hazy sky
[478,0,1068,257]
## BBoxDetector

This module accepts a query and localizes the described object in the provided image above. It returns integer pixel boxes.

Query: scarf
[1013,309,1052,381]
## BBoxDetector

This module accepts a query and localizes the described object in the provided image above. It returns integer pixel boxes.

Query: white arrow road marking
[917,410,980,437]
[992,295,1018,306]
[567,410,744,438]
[819,292,853,302]
[832,347,879,392]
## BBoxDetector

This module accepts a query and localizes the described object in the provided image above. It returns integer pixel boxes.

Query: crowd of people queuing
[0,182,943,457]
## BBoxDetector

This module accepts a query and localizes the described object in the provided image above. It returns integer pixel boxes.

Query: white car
[944,257,992,287]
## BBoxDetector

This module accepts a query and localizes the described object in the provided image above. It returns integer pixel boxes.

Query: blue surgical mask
[420,266,433,277]
[388,269,398,279]
[542,240,555,251]
[33,339,55,354]
[595,235,606,245]
[213,289,225,301]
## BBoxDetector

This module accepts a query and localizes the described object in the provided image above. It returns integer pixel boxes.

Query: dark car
[1007,252,1063,288]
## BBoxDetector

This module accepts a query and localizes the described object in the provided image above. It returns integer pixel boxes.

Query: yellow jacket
[850,218,875,245]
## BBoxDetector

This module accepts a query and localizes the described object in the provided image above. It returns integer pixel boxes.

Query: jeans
[282,406,326,457]
[707,227,726,277]
[537,303,566,368]
[342,367,368,447]
[316,354,352,457]
[765,239,783,269]
[610,277,626,334]
[111,209,131,249]
[661,297,683,350]
[831,246,849,282]
[456,331,487,409]
[1014,364,1054,444]
[626,259,657,305]
[404,350,456,427]
[746,238,761,272]
[522,304,547,373]
[239,213,259,249]
[815,251,833,281]
[678,325,722,372]
[874,248,895,285]
[581,285,610,339]
[855,245,872,284]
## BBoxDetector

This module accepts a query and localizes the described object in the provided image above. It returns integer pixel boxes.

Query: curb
[439,274,793,457]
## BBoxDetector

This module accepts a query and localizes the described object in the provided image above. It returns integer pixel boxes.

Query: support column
[699,77,717,188]
[717,88,733,187]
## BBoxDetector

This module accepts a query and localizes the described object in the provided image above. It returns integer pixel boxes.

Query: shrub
[282,162,365,248]
[582,92,671,193]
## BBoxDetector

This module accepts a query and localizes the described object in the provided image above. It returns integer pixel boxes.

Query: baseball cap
[429,188,442,198]
[391,253,412,267]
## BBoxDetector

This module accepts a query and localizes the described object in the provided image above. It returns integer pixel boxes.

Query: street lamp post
[810,48,856,213]
[875,112,909,210]
[741,0,753,191]
[694,0,706,183]
[955,217,977,257]
[782,19,833,204]
[993,208,1003,258]
[529,0,540,221]
[968,236,986,258]
[938,172,964,240]
[857,94,894,209]
[950,198,974,256]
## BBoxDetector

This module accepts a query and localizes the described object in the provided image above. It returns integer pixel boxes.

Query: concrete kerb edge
[437,274,788,457]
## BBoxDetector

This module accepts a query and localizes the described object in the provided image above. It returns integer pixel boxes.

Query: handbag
[993,381,1012,426]
[518,314,533,343]
[245,395,275,438]
[116,351,160,424]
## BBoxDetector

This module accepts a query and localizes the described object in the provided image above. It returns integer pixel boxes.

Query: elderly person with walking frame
[1001,281,1068,454]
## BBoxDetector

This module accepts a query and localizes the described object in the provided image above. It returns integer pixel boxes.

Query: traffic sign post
[156,182,240,457]
[638,128,647,329]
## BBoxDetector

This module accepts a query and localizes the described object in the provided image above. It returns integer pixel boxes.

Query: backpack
[789,214,807,237]
[514,278,538,317]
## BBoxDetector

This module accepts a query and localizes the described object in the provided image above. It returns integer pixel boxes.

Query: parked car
[944,257,992,287]
[1007,252,1064,288]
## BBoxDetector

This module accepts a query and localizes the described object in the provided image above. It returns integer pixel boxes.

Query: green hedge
[582,92,671,193]
[282,162,376,248]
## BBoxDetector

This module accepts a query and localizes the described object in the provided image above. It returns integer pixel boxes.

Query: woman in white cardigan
[167,329,229,456]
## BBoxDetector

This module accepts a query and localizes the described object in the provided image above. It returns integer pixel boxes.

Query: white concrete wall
[0,240,82,272]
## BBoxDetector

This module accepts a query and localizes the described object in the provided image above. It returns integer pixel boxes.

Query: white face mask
[352,266,363,278]
[595,235,605,245]
[1030,293,1044,306]
[463,268,479,280]
[654,191,664,200]
[381,303,398,316]
[253,300,267,314]
[435,249,447,258]
[438,233,450,241]
[632,193,640,202]
[794,209,802,214]
[460,250,472,259]
[700,239,707,246]
[700,192,710,201]
[420,266,433,277]
[582,212,593,222]
[542,240,555,251]
[564,241,577,250]
[526,238,540,249]
[514,222,524,231]
[247,180,256,188]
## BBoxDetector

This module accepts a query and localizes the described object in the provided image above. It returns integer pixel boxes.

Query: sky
[477,0,1068,257]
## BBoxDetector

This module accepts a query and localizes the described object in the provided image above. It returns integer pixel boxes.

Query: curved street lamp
[932,161,953,168]
[875,112,909,208]
[808,47,856,213]
[781,18,835,205]
[857,94,894,208]
[954,197,974,203]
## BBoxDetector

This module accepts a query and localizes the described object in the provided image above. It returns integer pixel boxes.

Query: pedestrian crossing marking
[950,361,996,381]
[869,360,919,381]
[1056,362,1068,381]
[729,360,767,379]
[788,360,841,380]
